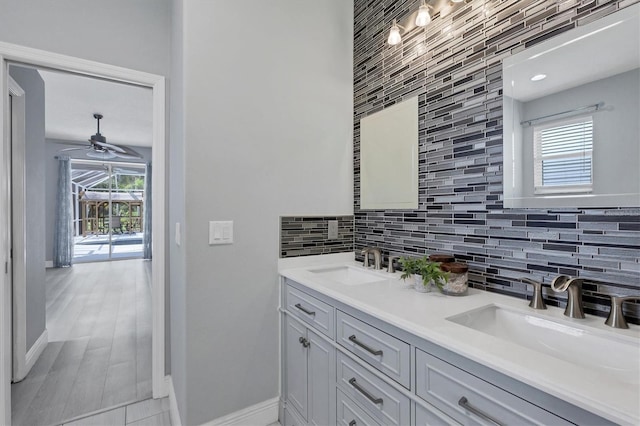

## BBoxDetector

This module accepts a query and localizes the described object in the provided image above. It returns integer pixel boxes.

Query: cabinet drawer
[337,352,410,426]
[416,349,571,425]
[337,388,381,426]
[285,284,334,338]
[337,310,410,388]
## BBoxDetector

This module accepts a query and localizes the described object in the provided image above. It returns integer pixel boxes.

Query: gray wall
[181,1,353,424]
[0,0,173,374]
[354,0,640,322]
[0,0,170,77]
[520,69,640,199]
[44,139,152,264]
[169,0,186,421]
[9,67,46,351]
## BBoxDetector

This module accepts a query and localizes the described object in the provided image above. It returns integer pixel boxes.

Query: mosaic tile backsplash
[353,0,640,322]
[280,216,354,258]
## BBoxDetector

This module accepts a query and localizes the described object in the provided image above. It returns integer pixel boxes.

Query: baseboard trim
[45,260,53,268]
[204,397,279,426]
[166,376,182,426]
[25,329,47,375]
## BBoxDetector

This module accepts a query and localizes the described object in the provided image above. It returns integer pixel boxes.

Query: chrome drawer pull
[458,397,502,426]
[348,335,383,356]
[349,378,383,405]
[294,303,315,316]
[348,421,356,426]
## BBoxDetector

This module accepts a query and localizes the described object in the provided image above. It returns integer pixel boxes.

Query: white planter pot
[413,274,433,293]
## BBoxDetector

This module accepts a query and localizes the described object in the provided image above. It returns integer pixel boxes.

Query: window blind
[533,116,593,194]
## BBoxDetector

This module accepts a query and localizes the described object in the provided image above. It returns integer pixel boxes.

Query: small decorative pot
[413,274,432,293]
[399,277,414,289]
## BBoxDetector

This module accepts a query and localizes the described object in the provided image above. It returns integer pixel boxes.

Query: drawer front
[416,402,461,426]
[336,352,410,426]
[416,349,571,426]
[337,310,410,388]
[337,388,381,426]
[285,283,334,338]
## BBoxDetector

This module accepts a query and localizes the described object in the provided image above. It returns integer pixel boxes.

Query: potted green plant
[399,257,420,289]
[400,256,448,292]
[417,260,448,293]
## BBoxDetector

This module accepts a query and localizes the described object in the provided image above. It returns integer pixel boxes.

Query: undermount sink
[447,304,640,386]
[308,265,387,286]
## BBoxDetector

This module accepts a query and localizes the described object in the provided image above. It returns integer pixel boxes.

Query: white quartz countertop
[278,253,640,426]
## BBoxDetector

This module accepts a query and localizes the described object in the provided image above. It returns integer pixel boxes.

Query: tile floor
[12,260,152,425]
[60,397,170,426]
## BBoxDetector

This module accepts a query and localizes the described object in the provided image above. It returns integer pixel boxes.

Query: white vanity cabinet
[280,277,616,426]
[283,285,336,426]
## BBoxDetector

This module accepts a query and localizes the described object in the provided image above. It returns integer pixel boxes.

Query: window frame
[532,114,594,195]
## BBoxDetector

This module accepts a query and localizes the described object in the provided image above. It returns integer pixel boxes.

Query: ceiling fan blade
[113,150,144,160]
[50,140,89,146]
[59,147,89,153]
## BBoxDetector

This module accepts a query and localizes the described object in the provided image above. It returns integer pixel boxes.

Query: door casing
[0,41,167,425]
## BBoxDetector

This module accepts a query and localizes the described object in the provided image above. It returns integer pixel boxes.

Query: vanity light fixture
[415,0,432,26]
[531,74,547,81]
[451,0,465,3]
[387,19,404,45]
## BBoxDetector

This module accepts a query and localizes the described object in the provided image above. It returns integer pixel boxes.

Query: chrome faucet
[387,255,400,273]
[551,275,585,319]
[520,278,547,310]
[605,295,640,329]
[361,247,382,270]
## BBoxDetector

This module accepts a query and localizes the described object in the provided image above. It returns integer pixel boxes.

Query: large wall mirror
[502,4,639,208]
[360,96,418,210]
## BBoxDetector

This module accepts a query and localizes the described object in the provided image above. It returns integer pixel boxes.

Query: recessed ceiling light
[531,74,547,81]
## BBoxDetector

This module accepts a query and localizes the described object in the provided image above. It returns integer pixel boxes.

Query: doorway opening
[71,160,147,263]
[0,42,167,426]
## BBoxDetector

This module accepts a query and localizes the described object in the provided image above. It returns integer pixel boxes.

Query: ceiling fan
[60,113,143,160]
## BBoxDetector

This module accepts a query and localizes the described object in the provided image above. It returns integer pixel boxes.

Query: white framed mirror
[360,96,419,210]
[502,4,640,208]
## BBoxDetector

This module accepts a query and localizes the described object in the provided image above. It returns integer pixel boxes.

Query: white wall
[181,1,353,424]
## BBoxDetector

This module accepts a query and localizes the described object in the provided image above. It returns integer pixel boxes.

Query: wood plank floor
[12,260,152,426]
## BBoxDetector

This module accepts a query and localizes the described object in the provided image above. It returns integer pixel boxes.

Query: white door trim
[8,75,30,382]
[0,41,168,425]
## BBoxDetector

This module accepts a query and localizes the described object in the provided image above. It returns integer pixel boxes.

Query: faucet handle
[605,295,640,329]
[361,248,371,268]
[387,255,400,274]
[520,278,547,310]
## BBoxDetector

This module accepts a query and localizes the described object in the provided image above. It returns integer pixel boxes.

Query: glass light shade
[415,5,431,26]
[388,24,402,45]
[87,149,116,159]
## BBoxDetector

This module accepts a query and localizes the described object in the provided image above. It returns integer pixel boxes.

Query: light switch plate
[209,221,233,245]
[328,220,338,240]
[175,222,181,246]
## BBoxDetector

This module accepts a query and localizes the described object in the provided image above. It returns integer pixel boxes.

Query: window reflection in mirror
[502,4,639,208]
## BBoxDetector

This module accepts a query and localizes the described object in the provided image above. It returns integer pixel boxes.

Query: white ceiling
[505,10,639,102]
[38,70,153,147]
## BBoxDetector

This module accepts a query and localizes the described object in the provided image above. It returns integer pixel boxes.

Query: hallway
[11,260,152,426]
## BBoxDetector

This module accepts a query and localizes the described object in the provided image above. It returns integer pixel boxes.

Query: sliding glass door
[71,160,146,263]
